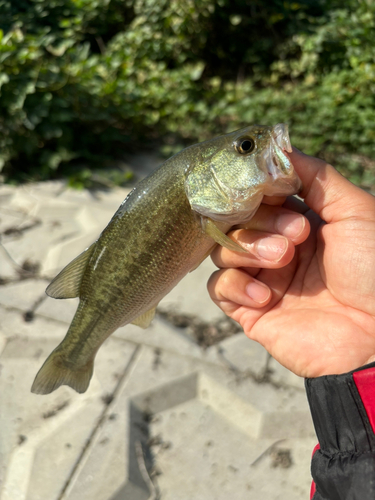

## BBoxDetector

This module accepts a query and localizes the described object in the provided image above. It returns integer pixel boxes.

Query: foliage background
[0,0,374,188]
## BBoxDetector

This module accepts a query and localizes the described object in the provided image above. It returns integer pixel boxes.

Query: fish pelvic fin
[202,218,248,254]
[46,242,96,299]
[31,349,94,395]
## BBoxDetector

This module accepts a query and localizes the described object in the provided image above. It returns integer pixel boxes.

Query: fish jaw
[262,123,302,197]
[273,123,292,153]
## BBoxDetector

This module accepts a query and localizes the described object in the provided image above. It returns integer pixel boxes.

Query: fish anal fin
[131,307,156,329]
[31,349,94,395]
[46,243,96,299]
[202,218,248,254]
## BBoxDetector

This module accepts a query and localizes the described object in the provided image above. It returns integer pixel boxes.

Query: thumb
[289,148,375,223]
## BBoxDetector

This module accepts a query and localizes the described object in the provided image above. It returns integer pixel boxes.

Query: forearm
[306,361,375,500]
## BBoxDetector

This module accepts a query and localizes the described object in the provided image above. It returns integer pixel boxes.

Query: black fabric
[311,451,375,500]
[305,361,375,500]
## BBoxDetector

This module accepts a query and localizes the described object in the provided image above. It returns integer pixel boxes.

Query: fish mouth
[263,123,302,195]
[268,123,293,177]
[270,123,293,171]
[272,123,292,153]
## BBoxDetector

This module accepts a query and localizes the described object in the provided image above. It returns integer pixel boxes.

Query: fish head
[185,123,302,224]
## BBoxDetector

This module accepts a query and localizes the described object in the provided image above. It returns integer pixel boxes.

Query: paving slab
[35,295,78,325]
[58,346,314,500]
[209,332,270,378]
[0,335,138,500]
[0,280,47,312]
[268,356,306,390]
[0,181,316,500]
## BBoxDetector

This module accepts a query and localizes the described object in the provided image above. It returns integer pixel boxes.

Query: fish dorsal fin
[202,218,248,254]
[46,243,96,299]
[131,307,156,329]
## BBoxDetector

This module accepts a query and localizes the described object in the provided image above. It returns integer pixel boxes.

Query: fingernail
[246,281,271,303]
[276,214,305,239]
[256,235,288,261]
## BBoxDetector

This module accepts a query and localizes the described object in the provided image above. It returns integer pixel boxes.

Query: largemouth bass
[32,123,301,395]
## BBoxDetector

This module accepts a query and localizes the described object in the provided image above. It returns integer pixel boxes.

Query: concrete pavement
[0,175,316,500]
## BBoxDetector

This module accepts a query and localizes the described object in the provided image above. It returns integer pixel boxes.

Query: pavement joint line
[216,347,304,391]
[0,220,76,284]
[57,344,143,500]
[0,206,29,218]
[0,239,28,275]
[0,247,53,283]
[19,182,67,201]
[50,185,68,198]
[0,217,42,237]
[0,304,70,327]
[32,313,73,326]
[0,334,6,357]
[23,292,48,322]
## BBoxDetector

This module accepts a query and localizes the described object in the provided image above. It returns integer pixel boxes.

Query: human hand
[207,149,375,378]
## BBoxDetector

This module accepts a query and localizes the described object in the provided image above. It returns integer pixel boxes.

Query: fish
[31,123,301,395]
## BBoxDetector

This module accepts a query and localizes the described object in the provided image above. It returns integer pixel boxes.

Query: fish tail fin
[31,349,94,395]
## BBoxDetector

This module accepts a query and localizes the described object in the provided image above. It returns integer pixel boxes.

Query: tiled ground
[0,179,316,500]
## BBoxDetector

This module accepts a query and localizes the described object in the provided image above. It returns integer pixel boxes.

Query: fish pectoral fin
[131,307,156,329]
[46,243,96,299]
[202,218,248,254]
[31,348,94,395]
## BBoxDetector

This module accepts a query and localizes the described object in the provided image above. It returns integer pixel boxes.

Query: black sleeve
[305,361,375,500]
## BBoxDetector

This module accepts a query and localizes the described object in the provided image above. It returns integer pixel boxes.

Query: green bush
[0,0,374,188]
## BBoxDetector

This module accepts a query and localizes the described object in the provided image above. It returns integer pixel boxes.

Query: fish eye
[235,137,255,155]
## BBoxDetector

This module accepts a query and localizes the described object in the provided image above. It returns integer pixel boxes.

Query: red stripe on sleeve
[353,368,375,435]
[310,443,320,499]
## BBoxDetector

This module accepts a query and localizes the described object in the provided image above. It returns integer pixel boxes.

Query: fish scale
[31,124,301,395]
